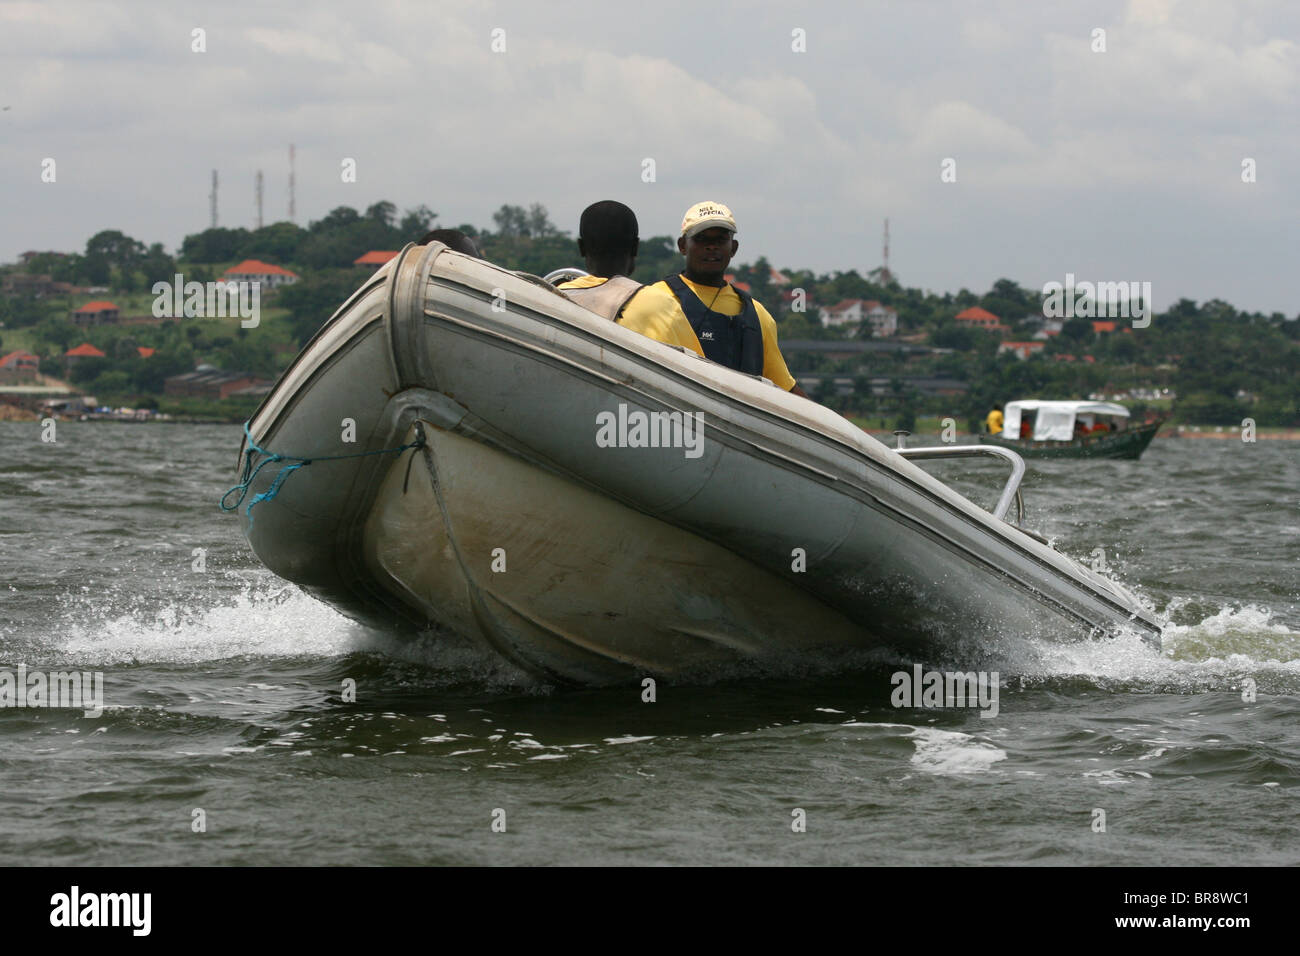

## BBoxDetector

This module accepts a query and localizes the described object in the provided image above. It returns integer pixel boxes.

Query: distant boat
[226,247,1161,684]
[980,400,1162,460]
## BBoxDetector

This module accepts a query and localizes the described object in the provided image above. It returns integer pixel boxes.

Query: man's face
[678,227,738,279]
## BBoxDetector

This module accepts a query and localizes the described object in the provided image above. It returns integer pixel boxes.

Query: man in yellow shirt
[985,404,1004,435]
[619,201,806,397]
[557,201,705,356]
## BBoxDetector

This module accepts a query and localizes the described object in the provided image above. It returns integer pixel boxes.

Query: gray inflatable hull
[234,243,1162,684]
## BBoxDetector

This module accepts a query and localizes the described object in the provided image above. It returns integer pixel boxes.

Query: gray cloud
[1,0,1296,313]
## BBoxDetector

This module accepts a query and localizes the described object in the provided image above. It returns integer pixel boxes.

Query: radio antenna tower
[288,144,296,223]
[880,217,891,284]
[255,170,264,229]
[210,170,218,228]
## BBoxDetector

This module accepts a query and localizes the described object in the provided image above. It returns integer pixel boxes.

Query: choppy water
[1,422,1297,865]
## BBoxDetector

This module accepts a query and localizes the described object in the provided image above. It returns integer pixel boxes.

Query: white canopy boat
[225,243,1162,684]
[981,400,1163,459]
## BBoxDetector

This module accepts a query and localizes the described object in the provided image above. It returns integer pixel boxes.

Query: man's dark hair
[419,228,482,258]
[578,201,639,258]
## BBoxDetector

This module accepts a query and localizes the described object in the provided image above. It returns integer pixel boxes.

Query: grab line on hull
[219,421,426,526]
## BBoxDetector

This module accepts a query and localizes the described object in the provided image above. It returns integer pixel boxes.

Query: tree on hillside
[243,222,307,262]
[86,230,146,273]
[84,252,111,285]
[293,204,407,267]
[21,252,83,284]
[311,206,363,233]
[0,295,47,329]
[631,235,679,284]
[525,203,559,237]
[1060,317,1093,343]
[399,205,438,238]
[141,243,177,285]
[278,269,371,343]
[488,203,561,239]
[179,227,252,263]
[931,323,977,351]
[133,346,196,392]
[982,278,1037,322]
[492,204,529,237]
[365,201,398,228]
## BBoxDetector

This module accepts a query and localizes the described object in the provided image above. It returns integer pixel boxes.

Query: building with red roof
[998,341,1046,360]
[137,346,156,358]
[954,306,999,326]
[222,259,300,289]
[164,368,271,400]
[64,342,106,371]
[65,343,106,358]
[0,349,40,384]
[818,299,898,337]
[70,301,120,327]
[1091,321,1117,333]
[354,251,400,268]
[954,306,1010,334]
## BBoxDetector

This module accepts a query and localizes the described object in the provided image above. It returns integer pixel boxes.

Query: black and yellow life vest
[662,273,764,375]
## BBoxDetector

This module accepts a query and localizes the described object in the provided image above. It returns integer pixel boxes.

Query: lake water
[1,422,1297,865]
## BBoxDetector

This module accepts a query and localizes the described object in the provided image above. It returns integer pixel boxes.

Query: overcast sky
[2,0,1296,314]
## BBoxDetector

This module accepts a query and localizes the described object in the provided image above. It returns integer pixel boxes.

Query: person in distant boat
[1091,421,1110,434]
[557,201,704,355]
[418,228,483,258]
[1019,416,1032,439]
[617,202,806,396]
[985,404,1004,435]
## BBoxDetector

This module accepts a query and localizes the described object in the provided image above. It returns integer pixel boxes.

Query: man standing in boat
[557,201,704,355]
[620,201,808,397]
[985,403,1004,435]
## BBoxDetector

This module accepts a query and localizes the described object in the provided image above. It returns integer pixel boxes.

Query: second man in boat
[560,199,807,398]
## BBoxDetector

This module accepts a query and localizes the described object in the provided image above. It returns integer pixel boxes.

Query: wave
[34,568,1300,698]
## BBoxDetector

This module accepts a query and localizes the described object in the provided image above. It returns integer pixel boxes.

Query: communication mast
[880,217,892,284]
[210,170,218,228]
[288,144,296,223]
[255,170,264,229]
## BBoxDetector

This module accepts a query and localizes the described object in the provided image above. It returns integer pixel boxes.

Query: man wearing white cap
[620,201,806,397]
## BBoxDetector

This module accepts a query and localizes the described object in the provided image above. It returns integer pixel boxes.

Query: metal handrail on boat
[543,267,589,285]
[893,441,1027,525]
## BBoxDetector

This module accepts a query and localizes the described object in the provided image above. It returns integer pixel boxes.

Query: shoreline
[4,403,1298,438]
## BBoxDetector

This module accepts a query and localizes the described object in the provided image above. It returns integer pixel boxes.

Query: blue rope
[220,421,425,526]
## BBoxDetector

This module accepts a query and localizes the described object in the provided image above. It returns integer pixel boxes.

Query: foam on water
[53,580,363,666]
[970,603,1300,695]
[34,570,541,692]
[30,553,1300,699]
[907,727,1008,776]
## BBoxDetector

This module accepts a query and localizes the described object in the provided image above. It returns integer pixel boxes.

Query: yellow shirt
[557,275,608,291]
[620,275,797,391]
[559,275,707,358]
[986,409,1004,434]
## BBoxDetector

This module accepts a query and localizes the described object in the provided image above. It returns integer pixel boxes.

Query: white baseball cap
[680,201,737,239]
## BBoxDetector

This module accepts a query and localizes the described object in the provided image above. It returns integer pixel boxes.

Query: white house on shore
[222,259,300,289]
[818,298,898,337]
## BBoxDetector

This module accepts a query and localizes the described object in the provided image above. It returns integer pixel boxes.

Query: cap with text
[680,201,737,239]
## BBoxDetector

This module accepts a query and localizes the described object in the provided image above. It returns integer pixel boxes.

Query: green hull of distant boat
[979,420,1162,459]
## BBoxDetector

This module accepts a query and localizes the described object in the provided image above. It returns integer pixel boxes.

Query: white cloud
[1,0,1297,314]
